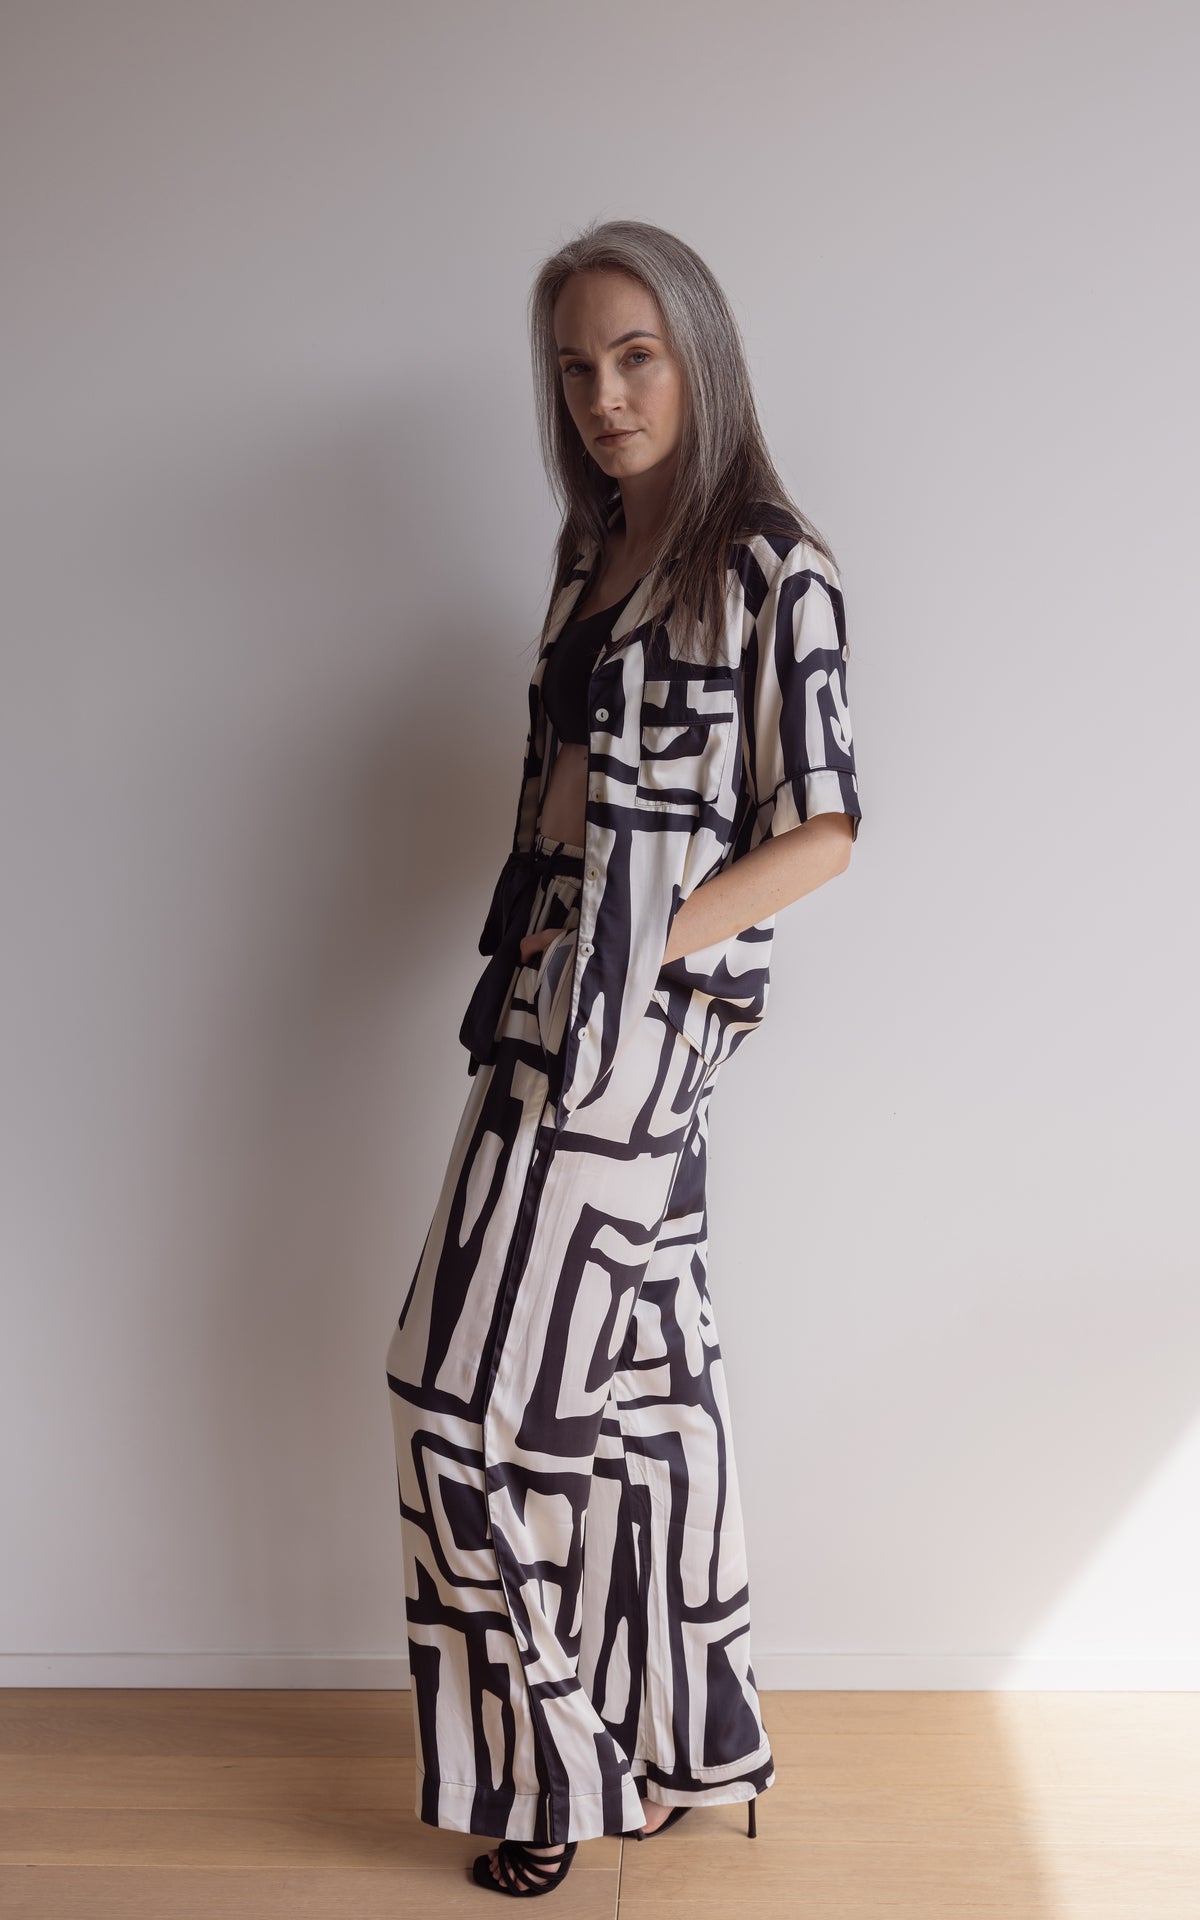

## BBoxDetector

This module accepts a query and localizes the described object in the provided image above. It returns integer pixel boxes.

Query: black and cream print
[384,507,862,1845]
[387,846,775,1844]
[493,503,862,1118]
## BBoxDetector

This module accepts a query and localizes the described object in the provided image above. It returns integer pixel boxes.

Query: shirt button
[576,1022,588,1039]
[594,706,608,723]
[587,866,597,879]
[841,645,848,659]
[579,940,593,956]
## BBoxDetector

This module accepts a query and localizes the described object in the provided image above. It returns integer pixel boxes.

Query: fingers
[519,929,557,966]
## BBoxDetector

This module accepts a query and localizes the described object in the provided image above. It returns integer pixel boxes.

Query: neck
[612,460,677,568]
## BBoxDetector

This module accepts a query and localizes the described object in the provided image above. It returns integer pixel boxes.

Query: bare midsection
[537,742,588,846]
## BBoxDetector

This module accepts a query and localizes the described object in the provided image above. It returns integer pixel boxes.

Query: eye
[562,348,653,379]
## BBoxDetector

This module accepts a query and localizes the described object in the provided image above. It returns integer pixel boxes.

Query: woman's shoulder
[729,501,834,582]
[735,497,803,540]
[729,503,821,568]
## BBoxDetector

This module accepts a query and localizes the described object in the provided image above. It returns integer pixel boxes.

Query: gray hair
[528,217,838,663]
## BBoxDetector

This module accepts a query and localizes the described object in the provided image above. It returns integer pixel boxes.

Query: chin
[602,442,655,472]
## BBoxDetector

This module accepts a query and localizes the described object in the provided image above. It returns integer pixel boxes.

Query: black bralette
[542,577,641,744]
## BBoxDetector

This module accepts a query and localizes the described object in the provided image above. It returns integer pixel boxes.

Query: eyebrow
[555,330,661,357]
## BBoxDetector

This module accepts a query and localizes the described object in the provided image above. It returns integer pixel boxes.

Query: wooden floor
[1,1689,1197,1916]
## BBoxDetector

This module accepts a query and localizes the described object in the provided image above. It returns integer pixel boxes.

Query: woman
[386,218,861,1899]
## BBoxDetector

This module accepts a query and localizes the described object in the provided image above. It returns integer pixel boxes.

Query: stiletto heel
[637,1796,756,1839]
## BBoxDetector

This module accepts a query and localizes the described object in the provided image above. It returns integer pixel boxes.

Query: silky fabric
[386,831,774,1845]
[540,576,641,744]
[458,840,585,1090]
[386,501,863,1846]
[484,502,863,1124]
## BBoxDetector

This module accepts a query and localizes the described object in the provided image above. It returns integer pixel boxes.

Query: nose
[589,367,624,416]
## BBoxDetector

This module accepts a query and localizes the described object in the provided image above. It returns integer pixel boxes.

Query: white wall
[2,0,1197,1689]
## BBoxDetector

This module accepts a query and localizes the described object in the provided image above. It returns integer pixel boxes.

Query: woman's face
[553,270,686,487]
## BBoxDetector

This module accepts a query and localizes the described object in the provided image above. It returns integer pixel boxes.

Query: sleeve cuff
[757,768,862,842]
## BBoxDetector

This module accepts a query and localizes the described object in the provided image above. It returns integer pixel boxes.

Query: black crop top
[542,577,642,744]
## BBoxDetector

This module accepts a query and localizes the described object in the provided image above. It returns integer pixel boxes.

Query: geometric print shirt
[469,498,862,1126]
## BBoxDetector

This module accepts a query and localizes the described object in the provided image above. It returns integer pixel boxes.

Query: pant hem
[414,1763,645,1842]
[413,1753,774,1839]
[631,1770,776,1807]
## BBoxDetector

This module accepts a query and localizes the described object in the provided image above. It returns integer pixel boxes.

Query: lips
[597,429,638,444]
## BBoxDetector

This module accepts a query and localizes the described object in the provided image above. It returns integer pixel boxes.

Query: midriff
[536,742,589,848]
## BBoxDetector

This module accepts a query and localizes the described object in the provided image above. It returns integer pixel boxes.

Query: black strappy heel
[471,1836,578,1896]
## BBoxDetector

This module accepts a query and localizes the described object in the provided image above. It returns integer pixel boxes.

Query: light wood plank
[2,1689,1198,1919]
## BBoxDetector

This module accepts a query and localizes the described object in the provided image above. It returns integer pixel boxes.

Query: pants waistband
[533,829,585,869]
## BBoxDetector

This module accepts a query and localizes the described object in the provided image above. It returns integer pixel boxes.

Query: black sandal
[638,1793,759,1838]
[640,1803,691,1837]
[471,1836,578,1896]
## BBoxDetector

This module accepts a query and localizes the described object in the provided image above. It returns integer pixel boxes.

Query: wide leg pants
[385,832,775,1845]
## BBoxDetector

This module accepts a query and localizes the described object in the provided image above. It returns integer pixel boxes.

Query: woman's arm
[661,813,854,964]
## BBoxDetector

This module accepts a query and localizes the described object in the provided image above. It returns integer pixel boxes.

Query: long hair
[528,217,839,665]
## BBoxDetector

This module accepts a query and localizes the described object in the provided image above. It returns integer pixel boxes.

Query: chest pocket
[637,664,737,813]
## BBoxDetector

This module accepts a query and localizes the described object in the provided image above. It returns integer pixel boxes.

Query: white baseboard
[3,1650,1199,1688]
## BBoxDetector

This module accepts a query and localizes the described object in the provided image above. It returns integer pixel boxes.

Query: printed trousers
[385,831,774,1844]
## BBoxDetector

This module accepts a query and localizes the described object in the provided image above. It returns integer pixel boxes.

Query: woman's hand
[519,926,562,968]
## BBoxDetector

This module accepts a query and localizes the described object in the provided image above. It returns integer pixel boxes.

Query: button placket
[561,675,602,1109]
[558,616,643,1116]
